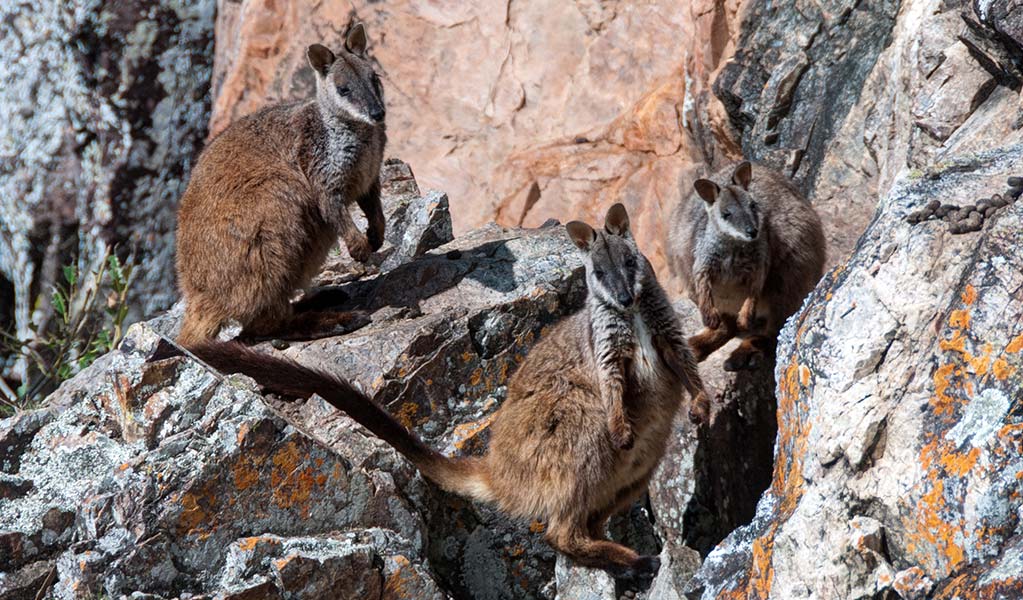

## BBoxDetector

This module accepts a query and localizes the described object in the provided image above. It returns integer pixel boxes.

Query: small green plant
[0,248,135,414]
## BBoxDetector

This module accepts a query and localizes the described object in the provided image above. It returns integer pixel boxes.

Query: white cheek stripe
[337,96,376,125]
[706,203,751,241]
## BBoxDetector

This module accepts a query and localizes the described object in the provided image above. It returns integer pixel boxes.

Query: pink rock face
[210,0,744,276]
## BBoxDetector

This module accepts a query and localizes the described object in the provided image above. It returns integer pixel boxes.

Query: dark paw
[629,555,661,579]
[294,287,351,312]
[723,349,763,372]
[688,392,710,425]
[329,310,372,335]
[701,309,721,330]
[367,224,385,251]
[610,425,635,450]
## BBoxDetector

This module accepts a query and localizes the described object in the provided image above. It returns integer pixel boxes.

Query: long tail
[186,341,491,501]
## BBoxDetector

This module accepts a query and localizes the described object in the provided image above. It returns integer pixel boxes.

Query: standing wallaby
[183,204,708,579]
[175,23,386,346]
[666,161,826,370]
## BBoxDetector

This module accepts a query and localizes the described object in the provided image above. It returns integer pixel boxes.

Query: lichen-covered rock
[0,0,216,353]
[0,164,592,598]
[687,145,1023,599]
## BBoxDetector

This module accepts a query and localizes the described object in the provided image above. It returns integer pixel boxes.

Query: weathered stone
[688,145,1023,599]
[0,0,216,361]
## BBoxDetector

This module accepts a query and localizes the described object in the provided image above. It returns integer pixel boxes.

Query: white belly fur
[632,314,663,384]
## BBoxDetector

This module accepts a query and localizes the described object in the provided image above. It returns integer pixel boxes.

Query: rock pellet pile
[905,176,1023,233]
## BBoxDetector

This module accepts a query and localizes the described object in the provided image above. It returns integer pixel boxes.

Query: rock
[913,43,997,142]
[0,0,216,357]
[688,144,1023,598]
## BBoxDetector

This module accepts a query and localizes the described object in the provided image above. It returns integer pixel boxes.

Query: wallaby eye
[721,210,732,220]
[594,269,605,280]
[625,257,637,269]
[337,85,351,97]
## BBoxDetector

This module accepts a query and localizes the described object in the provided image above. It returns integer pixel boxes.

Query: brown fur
[666,162,826,368]
[176,25,386,346]
[186,206,704,580]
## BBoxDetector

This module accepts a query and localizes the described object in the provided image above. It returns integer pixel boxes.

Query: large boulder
[688,145,1023,599]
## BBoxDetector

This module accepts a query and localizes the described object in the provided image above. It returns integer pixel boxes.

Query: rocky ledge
[3,146,1023,600]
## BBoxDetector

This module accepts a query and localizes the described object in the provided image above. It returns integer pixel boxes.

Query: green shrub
[0,248,134,414]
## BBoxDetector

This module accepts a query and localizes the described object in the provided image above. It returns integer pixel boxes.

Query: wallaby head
[307,23,385,125]
[693,161,762,242]
[567,203,649,310]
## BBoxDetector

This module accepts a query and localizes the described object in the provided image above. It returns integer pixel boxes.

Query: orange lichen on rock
[451,414,495,452]
[177,488,214,535]
[949,309,970,329]
[992,357,1015,380]
[396,402,418,429]
[1006,333,1023,354]
[233,460,259,491]
[931,364,957,416]
[384,555,417,599]
[269,441,328,517]
[746,526,777,599]
[771,358,811,515]
[236,536,267,552]
[960,284,977,305]
[938,447,979,477]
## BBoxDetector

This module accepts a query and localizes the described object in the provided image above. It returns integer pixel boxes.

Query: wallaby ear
[694,179,720,204]
[604,203,630,237]
[346,23,368,56]
[566,221,596,251]
[307,44,335,76]
[732,161,752,190]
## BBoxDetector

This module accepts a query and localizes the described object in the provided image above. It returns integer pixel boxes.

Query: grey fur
[568,205,709,444]
[666,161,826,368]
[304,24,387,255]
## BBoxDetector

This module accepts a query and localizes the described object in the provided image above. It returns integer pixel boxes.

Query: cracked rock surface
[688,145,1023,599]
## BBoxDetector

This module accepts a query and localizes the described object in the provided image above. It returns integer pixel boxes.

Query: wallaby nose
[619,293,634,308]
[370,107,386,122]
[746,227,758,238]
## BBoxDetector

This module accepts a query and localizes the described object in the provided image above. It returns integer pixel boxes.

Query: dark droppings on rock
[905,176,1022,233]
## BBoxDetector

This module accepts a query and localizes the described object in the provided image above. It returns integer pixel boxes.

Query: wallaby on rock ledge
[175,23,386,347]
[182,204,709,580]
[667,161,826,371]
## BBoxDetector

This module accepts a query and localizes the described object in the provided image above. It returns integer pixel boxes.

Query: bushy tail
[186,341,491,500]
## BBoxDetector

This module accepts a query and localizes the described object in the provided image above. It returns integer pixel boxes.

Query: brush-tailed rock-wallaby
[184,204,708,579]
[667,161,826,370]
[175,23,386,346]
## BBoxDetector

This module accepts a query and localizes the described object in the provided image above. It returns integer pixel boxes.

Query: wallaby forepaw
[610,425,635,450]
[689,392,710,425]
[723,348,763,372]
[346,234,373,263]
[701,308,721,330]
[329,310,372,335]
[367,222,385,251]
